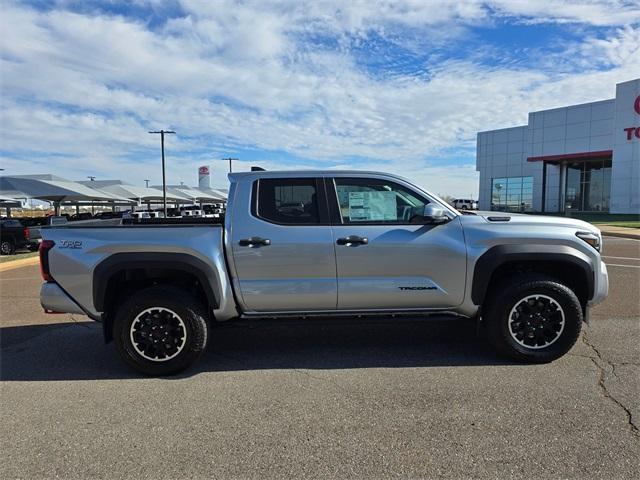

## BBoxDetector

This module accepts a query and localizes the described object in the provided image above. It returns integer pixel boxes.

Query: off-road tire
[484,274,582,363]
[113,285,209,376]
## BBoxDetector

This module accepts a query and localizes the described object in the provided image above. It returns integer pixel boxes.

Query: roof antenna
[251,166,266,171]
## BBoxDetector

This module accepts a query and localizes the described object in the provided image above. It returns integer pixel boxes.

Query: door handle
[239,237,271,247]
[336,235,368,246]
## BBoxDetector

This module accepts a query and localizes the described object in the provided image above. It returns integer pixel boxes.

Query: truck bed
[41,222,230,319]
[40,217,224,229]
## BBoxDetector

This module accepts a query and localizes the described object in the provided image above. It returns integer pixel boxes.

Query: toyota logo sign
[624,95,640,140]
[199,166,210,175]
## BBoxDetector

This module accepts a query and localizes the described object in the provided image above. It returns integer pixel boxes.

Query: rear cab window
[1,219,22,228]
[253,178,328,225]
[50,217,68,225]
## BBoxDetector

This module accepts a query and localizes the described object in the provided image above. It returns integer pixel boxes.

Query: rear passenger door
[230,177,337,312]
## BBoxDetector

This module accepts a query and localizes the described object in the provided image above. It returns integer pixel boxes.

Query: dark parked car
[0,218,34,255]
[94,212,115,219]
[70,212,93,221]
[29,216,68,243]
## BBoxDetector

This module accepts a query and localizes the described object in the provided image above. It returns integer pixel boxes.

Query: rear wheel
[0,240,15,255]
[484,274,582,363]
[113,286,209,376]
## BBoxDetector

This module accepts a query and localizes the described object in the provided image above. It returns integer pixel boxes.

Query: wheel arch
[94,252,220,342]
[472,244,594,308]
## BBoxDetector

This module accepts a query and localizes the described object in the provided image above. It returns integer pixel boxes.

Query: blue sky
[1,1,639,195]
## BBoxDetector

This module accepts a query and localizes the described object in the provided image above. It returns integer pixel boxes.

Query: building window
[564,158,611,212]
[491,176,533,212]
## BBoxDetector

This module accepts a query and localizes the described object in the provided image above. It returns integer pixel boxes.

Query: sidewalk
[598,225,640,240]
[0,255,39,273]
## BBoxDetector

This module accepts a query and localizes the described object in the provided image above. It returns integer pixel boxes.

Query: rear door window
[256,178,322,225]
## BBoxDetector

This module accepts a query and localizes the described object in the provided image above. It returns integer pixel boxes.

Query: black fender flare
[93,252,220,312]
[95,252,221,343]
[471,244,595,305]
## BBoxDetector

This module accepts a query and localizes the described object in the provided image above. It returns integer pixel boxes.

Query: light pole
[222,157,238,173]
[144,179,150,188]
[86,176,96,215]
[149,130,176,216]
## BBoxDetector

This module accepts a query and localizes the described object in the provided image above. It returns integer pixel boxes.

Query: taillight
[24,227,30,239]
[39,240,55,282]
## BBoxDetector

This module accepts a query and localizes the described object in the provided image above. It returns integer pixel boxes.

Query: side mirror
[422,204,448,224]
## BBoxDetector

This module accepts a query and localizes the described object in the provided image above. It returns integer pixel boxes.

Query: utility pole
[144,179,150,188]
[222,157,238,173]
[149,129,176,216]
[87,176,96,181]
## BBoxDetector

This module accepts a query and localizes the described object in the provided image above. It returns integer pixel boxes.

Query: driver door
[327,176,467,310]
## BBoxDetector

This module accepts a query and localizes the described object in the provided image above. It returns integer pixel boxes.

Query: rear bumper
[588,260,609,307]
[40,282,85,315]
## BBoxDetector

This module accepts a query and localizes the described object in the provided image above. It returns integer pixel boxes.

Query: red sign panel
[634,95,640,115]
[198,166,210,175]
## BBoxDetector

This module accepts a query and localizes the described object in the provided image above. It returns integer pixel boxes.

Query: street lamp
[222,157,238,173]
[144,179,150,188]
[149,129,176,216]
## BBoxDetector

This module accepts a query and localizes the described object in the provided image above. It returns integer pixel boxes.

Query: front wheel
[113,286,209,376]
[484,274,582,363]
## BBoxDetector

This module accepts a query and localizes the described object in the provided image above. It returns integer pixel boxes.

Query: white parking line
[602,256,640,261]
[605,263,640,269]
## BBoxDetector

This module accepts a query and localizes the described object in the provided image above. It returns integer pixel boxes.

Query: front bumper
[40,282,85,315]
[588,260,609,307]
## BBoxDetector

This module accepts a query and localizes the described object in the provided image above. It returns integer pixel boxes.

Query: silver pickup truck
[39,170,609,375]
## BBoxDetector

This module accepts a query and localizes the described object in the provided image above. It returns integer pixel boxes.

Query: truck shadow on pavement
[1,317,517,381]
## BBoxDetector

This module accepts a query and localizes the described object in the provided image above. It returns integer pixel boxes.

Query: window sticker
[348,191,397,221]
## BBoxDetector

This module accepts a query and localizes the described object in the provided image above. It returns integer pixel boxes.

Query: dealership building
[476,78,640,214]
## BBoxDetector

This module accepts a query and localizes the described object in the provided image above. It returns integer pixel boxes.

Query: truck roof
[228,170,410,182]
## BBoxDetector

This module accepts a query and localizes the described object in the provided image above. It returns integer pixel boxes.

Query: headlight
[576,231,601,252]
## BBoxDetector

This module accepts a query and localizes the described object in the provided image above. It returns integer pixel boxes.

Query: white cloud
[489,0,640,26]
[0,1,639,197]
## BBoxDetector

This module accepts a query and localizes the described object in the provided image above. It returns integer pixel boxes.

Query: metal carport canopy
[79,180,192,203]
[0,194,26,208]
[157,185,225,202]
[0,175,132,203]
[194,187,227,201]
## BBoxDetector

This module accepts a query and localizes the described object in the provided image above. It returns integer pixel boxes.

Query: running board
[238,310,469,321]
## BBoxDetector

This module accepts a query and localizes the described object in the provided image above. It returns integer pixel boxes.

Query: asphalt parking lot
[1,236,639,479]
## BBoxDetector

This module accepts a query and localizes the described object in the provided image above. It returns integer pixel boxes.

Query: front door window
[333,178,429,224]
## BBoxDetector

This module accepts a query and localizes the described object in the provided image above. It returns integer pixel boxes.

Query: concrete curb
[0,256,40,273]
[601,231,640,240]
[599,225,640,240]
